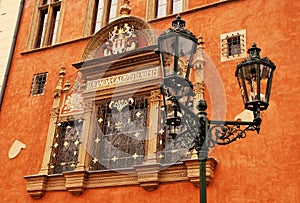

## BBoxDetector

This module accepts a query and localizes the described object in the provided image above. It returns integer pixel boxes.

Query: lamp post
[158,15,276,203]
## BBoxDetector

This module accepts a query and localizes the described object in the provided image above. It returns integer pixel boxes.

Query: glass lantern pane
[178,36,196,79]
[161,52,175,76]
[259,64,272,103]
[160,35,176,54]
[237,73,248,105]
[178,36,195,57]
[242,64,259,100]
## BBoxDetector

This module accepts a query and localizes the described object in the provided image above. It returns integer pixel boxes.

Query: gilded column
[144,89,161,163]
[75,100,95,171]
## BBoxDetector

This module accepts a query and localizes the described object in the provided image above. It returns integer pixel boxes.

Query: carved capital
[63,170,88,196]
[24,175,48,199]
[183,158,217,187]
[150,89,161,102]
[134,163,161,191]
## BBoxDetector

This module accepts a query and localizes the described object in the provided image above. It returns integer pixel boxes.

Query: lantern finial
[248,42,261,59]
[172,14,185,30]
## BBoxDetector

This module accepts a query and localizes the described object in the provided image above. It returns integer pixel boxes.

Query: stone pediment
[82,16,157,61]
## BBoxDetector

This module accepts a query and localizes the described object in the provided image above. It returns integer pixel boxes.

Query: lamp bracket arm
[208,119,260,145]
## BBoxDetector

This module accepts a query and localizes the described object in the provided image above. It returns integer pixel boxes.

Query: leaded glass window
[49,119,83,174]
[90,96,148,170]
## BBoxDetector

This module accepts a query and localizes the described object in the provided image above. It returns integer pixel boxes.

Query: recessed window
[34,0,62,48]
[221,29,246,62]
[30,72,48,96]
[146,0,187,20]
[88,0,121,35]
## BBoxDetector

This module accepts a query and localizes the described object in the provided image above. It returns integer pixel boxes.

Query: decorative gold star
[74,140,80,146]
[158,129,164,134]
[134,132,140,137]
[112,156,118,162]
[132,153,138,159]
[98,118,103,123]
[95,137,100,143]
[63,141,69,147]
[73,151,77,156]
[136,111,141,117]
[92,157,98,163]
[53,143,59,148]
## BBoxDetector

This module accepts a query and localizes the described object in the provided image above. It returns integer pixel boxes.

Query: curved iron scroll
[208,121,258,145]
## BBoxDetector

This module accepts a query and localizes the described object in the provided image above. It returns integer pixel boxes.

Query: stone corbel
[24,174,48,199]
[63,170,88,196]
[183,158,217,187]
[134,163,161,191]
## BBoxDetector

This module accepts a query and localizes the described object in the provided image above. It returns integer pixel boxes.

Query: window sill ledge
[24,158,217,199]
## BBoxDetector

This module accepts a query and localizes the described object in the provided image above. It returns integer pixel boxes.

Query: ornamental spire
[120,0,131,16]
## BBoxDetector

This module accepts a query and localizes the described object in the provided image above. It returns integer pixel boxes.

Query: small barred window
[30,72,48,96]
[221,29,246,62]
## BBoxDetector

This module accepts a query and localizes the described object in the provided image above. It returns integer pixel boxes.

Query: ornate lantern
[158,14,198,80]
[236,43,276,113]
[158,14,198,138]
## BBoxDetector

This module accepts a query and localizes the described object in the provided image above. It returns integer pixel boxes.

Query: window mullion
[166,0,173,15]
[43,4,52,46]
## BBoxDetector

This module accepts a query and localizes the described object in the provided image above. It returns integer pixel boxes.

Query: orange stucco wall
[0,0,299,202]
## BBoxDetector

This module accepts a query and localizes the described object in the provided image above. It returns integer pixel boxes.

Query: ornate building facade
[0,0,299,202]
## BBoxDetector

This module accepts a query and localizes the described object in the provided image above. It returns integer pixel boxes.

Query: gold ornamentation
[109,98,134,112]
[103,23,138,56]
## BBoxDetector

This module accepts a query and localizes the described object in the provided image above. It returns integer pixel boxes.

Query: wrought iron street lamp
[158,15,276,203]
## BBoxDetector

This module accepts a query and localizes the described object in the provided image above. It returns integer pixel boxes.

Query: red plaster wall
[0,0,299,202]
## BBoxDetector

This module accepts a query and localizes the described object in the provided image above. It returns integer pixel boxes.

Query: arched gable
[82,16,157,61]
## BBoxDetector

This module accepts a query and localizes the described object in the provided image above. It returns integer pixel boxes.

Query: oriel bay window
[90,96,148,170]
